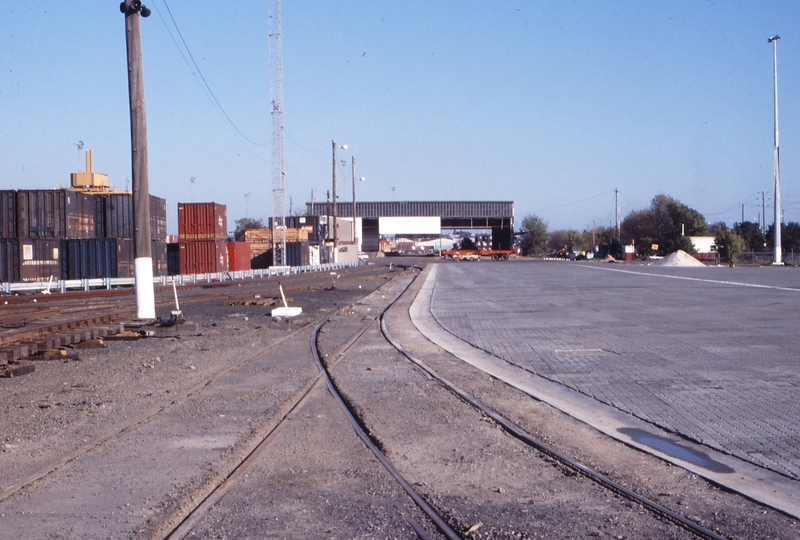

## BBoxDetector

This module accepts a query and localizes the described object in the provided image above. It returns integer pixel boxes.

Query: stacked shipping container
[0,189,168,282]
[173,202,229,275]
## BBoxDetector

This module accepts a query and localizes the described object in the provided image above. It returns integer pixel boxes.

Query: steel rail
[0,321,315,503]
[379,288,729,540]
[164,272,448,540]
[310,299,462,540]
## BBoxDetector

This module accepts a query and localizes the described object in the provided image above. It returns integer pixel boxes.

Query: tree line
[519,193,800,264]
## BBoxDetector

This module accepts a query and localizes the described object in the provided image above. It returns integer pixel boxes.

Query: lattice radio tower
[269,0,286,266]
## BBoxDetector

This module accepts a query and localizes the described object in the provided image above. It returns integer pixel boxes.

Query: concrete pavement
[412,260,800,516]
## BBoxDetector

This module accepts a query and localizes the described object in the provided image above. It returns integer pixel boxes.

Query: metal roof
[305,200,514,219]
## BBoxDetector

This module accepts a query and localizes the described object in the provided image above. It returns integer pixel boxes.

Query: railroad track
[0,265,393,371]
[161,268,730,540]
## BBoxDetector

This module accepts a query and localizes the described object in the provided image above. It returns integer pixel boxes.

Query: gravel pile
[652,249,706,267]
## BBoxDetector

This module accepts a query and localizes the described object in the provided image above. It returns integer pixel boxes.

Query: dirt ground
[0,260,797,539]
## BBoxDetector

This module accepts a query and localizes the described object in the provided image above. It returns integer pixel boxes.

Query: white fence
[1,261,363,295]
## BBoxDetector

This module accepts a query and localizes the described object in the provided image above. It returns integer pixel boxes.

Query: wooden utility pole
[332,140,338,261]
[121,0,154,319]
[351,156,356,244]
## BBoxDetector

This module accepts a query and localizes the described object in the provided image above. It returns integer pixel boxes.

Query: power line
[153,0,269,149]
[532,190,615,214]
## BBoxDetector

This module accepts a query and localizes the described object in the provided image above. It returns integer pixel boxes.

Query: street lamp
[244,192,250,218]
[332,140,347,262]
[351,155,365,247]
[769,35,783,265]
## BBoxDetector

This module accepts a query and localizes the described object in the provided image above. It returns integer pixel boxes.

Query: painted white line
[576,263,800,291]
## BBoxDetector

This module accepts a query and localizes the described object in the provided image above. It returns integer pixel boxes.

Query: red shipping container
[179,241,228,274]
[177,202,227,242]
[227,242,251,271]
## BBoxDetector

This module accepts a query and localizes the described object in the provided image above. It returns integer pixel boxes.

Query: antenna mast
[269,0,286,266]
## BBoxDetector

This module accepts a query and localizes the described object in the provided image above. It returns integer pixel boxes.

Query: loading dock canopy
[305,200,514,230]
[379,217,441,235]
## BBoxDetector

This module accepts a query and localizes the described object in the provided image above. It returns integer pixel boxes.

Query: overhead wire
[151,0,270,156]
[532,190,615,214]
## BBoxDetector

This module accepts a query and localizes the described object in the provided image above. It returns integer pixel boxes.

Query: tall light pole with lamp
[351,156,365,250]
[332,141,347,262]
[769,35,783,265]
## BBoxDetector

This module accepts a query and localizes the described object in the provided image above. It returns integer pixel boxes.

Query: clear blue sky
[2,1,798,234]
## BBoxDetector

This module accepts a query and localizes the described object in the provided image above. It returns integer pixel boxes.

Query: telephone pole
[121,0,154,319]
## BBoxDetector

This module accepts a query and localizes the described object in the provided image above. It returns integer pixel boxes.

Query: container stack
[244,227,310,269]
[97,193,168,279]
[175,202,229,274]
[244,228,272,269]
[0,188,168,282]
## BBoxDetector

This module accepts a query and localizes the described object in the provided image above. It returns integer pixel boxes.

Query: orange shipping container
[227,241,251,271]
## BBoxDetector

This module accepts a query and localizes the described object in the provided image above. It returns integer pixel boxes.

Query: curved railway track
[160,267,730,540]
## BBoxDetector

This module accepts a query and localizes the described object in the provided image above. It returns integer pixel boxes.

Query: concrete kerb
[408,263,800,519]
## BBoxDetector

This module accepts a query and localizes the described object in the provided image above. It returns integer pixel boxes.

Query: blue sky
[1,1,798,234]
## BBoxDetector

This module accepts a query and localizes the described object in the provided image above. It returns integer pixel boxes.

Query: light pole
[351,155,365,248]
[769,35,783,265]
[244,193,250,218]
[332,141,347,262]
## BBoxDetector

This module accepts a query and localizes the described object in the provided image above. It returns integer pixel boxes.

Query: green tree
[547,229,584,252]
[234,217,265,241]
[765,222,800,254]
[518,214,549,256]
[593,225,617,245]
[733,222,764,252]
[621,194,708,256]
[715,228,746,266]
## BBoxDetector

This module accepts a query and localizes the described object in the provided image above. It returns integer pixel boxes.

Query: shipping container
[152,240,168,276]
[0,239,20,282]
[167,243,180,275]
[361,218,379,252]
[0,191,17,239]
[179,241,228,275]
[150,195,167,241]
[269,215,320,240]
[18,239,61,282]
[227,242,251,271]
[116,238,134,278]
[116,239,169,278]
[178,202,227,242]
[92,194,105,239]
[16,189,96,239]
[100,193,134,239]
[98,192,167,240]
[62,239,117,280]
[285,242,310,267]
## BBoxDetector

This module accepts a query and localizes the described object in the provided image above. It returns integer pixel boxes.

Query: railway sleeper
[0,325,121,369]
[0,362,35,378]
